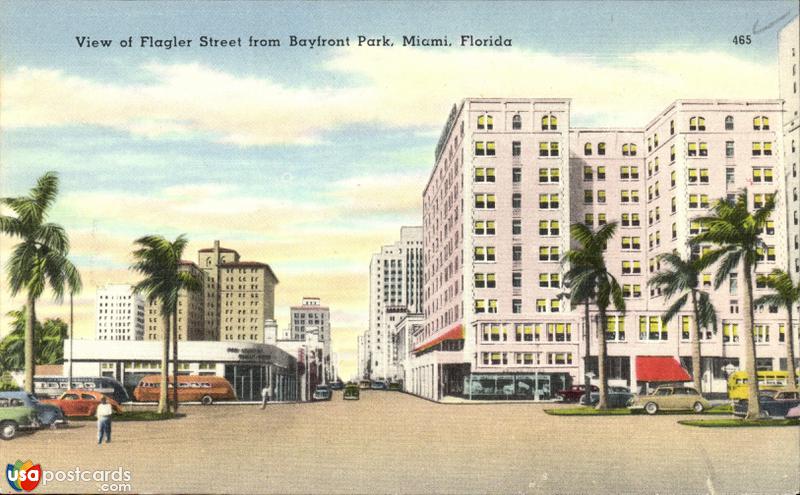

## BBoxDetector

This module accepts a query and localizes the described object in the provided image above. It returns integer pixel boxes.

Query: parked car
[733,390,800,418]
[0,395,39,440]
[0,391,66,429]
[556,384,598,403]
[312,385,332,401]
[358,380,371,390]
[388,382,402,391]
[343,385,360,400]
[329,381,344,391]
[371,381,387,390]
[579,386,634,408]
[629,386,710,415]
[33,375,130,404]
[786,404,800,419]
[41,390,123,417]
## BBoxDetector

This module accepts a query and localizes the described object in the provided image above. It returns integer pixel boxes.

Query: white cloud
[1,49,776,146]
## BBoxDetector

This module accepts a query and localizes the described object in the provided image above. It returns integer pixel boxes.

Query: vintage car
[629,386,710,415]
[344,384,360,400]
[41,390,123,417]
[556,384,599,403]
[733,390,800,418]
[0,391,66,429]
[579,386,635,408]
[329,381,344,391]
[312,385,332,401]
[0,394,41,440]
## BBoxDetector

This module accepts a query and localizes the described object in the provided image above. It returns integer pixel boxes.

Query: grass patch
[69,411,184,422]
[705,404,733,415]
[544,407,631,416]
[679,418,800,427]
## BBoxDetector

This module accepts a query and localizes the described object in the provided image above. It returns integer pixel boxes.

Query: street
[7,391,800,494]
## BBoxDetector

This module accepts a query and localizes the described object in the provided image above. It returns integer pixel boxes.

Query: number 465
[733,35,751,45]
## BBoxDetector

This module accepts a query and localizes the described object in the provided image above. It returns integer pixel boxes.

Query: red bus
[133,375,236,405]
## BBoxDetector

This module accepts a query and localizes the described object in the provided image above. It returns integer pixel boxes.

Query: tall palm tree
[1,309,69,373]
[753,269,799,391]
[131,235,201,414]
[691,189,774,420]
[648,252,717,394]
[564,222,625,409]
[0,172,82,392]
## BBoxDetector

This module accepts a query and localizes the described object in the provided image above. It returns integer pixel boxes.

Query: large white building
[367,226,423,380]
[95,284,145,341]
[780,17,800,281]
[406,92,795,401]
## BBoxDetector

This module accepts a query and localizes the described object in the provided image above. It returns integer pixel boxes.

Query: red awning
[636,356,691,382]
[413,324,464,353]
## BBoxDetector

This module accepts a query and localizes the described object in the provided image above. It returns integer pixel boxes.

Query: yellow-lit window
[486,168,495,181]
[486,142,496,155]
[475,168,485,181]
[550,299,559,312]
[700,169,709,182]
[539,273,549,287]
[752,142,761,155]
[688,169,698,182]
[536,299,546,312]
[597,190,606,203]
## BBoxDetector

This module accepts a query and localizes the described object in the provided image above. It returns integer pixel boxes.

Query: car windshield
[26,394,40,404]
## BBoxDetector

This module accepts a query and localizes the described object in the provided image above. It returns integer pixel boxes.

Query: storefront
[463,372,571,400]
[63,339,299,402]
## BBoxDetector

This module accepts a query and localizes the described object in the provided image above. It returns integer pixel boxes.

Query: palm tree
[131,235,201,414]
[753,269,799,391]
[648,252,717,394]
[1,309,68,373]
[691,189,774,420]
[564,222,625,409]
[0,172,82,392]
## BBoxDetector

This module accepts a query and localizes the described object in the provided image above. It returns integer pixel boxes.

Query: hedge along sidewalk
[68,411,186,422]
[678,418,800,427]
[544,405,733,416]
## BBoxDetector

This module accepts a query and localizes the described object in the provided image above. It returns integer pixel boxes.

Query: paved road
[7,391,799,494]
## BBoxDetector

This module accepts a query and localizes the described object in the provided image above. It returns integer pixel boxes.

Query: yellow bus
[727,370,800,400]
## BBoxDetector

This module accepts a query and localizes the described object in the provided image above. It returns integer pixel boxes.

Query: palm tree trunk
[583,301,592,405]
[742,266,762,419]
[172,308,179,412]
[158,312,170,415]
[786,306,797,390]
[596,306,609,409]
[24,292,36,393]
[690,291,703,394]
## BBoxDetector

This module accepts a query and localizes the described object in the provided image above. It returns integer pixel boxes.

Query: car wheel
[692,402,705,413]
[760,409,771,419]
[201,395,213,406]
[0,421,18,440]
[645,402,659,415]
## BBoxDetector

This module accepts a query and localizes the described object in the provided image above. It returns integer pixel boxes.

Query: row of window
[481,351,573,366]
[482,323,574,343]
[477,114,559,131]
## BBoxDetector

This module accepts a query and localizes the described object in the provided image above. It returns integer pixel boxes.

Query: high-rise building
[141,241,278,343]
[290,297,332,379]
[411,97,791,401]
[144,261,206,341]
[780,17,800,280]
[95,284,145,341]
[367,226,423,380]
[357,331,370,379]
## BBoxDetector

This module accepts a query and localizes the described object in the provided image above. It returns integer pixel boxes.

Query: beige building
[780,17,800,280]
[143,241,278,343]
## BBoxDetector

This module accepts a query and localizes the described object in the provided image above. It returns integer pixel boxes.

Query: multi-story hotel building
[95,284,145,341]
[143,241,279,343]
[367,226,423,380]
[290,297,332,380]
[780,17,800,280]
[409,95,794,401]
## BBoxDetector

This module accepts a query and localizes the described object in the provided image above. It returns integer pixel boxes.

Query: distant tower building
[197,241,279,342]
[290,297,332,380]
[368,226,423,380]
[144,261,206,341]
[95,284,145,341]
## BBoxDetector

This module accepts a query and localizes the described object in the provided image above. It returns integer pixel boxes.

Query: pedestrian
[96,396,113,445]
[260,385,270,409]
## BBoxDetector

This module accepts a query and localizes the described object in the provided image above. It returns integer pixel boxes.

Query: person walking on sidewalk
[97,397,114,444]
[260,386,271,409]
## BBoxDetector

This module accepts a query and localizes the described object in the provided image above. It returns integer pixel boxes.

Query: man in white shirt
[96,397,114,444]
[260,386,271,410]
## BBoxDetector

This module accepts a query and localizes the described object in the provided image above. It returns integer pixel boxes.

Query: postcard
[1,1,799,494]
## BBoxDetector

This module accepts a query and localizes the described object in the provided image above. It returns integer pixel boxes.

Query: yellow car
[629,386,710,415]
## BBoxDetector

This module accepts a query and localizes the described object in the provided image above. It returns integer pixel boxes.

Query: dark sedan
[556,384,598,403]
[733,390,800,418]
[579,386,635,408]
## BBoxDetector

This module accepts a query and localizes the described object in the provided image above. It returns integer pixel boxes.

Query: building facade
[142,241,279,343]
[367,226,423,380]
[409,95,797,401]
[95,284,145,341]
[780,17,800,281]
